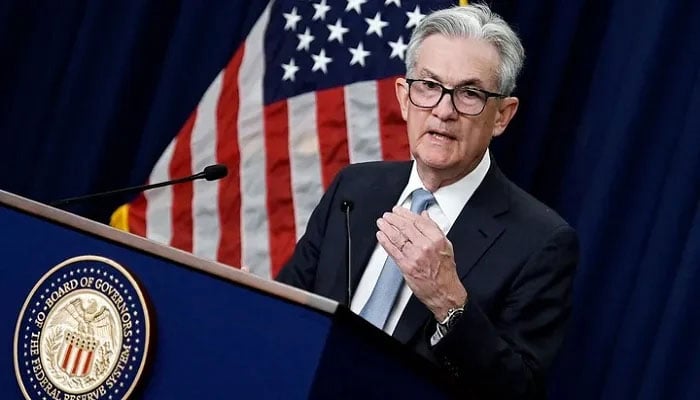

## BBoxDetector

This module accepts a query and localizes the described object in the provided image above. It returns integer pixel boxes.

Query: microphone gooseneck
[50,164,229,207]
[340,200,354,306]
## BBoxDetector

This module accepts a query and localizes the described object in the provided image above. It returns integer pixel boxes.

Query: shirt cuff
[430,323,445,346]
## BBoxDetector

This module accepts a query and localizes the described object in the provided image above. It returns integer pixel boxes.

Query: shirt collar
[397,149,491,226]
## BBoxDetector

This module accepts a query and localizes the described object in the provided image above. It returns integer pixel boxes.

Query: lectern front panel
[1,203,332,398]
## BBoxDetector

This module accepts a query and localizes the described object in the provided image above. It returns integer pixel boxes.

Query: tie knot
[410,188,435,214]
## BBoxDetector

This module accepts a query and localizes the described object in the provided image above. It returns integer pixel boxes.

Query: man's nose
[433,92,458,118]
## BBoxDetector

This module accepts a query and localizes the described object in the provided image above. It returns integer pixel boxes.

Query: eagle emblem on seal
[41,293,123,391]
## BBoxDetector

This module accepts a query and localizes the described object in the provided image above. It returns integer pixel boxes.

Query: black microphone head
[203,164,228,181]
[340,200,354,212]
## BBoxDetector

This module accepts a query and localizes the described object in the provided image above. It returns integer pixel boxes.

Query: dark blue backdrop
[1,1,698,398]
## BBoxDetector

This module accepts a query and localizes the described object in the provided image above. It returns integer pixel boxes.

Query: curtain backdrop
[1,1,698,398]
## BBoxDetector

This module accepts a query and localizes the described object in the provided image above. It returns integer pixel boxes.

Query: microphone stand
[341,200,354,306]
[50,164,228,207]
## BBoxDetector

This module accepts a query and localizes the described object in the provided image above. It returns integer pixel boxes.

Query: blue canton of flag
[266,0,455,103]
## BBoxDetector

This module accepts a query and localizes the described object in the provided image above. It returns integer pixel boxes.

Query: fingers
[376,206,452,267]
[376,230,404,264]
[381,206,443,244]
[376,217,409,252]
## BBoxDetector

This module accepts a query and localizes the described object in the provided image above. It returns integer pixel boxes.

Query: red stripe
[169,111,197,252]
[216,46,244,267]
[128,193,147,236]
[264,101,295,277]
[61,344,73,370]
[81,351,93,375]
[377,77,410,160]
[71,349,83,374]
[316,87,350,189]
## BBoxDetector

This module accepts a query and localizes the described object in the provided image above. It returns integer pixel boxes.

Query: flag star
[327,19,349,44]
[365,12,389,38]
[385,0,401,6]
[296,27,315,51]
[388,35,408,60]
[312,0,331,21]
[283,7,302,31]
[345,0,367,15]
[348,42,371,67]
[406,5,425,29]
[281,58,299,81]
[311,49,333,73]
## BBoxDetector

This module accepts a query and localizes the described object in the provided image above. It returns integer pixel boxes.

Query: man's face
[396,34,519,181]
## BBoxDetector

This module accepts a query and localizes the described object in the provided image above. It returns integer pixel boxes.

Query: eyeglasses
[405,78,506,116]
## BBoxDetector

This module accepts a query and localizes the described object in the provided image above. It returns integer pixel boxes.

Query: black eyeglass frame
[405,78,507,116]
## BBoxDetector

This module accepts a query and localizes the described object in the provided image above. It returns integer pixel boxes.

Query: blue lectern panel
[0,204,330,398]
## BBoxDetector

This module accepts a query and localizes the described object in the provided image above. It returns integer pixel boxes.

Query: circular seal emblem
[14,255,151,400]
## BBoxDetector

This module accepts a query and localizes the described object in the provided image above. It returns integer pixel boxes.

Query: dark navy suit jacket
[277,160,579,399]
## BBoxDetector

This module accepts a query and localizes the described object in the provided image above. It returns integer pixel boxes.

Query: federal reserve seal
[14,255,151,400]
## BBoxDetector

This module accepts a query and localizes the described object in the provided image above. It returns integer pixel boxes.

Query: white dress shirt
[350,149,491,336]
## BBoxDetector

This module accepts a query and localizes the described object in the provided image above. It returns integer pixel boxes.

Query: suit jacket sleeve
[432,224,579,399]
[276,168,345,290]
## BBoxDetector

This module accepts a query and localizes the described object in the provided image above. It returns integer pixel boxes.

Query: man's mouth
[427,131,456,141]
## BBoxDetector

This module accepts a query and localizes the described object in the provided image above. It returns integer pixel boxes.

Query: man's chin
[415,156,458,172]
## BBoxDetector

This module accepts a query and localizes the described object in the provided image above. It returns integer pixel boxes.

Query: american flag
[114,0,457,278]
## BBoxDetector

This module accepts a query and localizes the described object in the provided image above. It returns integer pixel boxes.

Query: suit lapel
[393,163,510,344]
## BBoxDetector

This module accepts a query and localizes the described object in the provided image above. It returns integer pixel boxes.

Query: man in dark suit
[277,4,578,399]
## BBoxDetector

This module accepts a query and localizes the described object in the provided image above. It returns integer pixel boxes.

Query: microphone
[50,163,229,207]
[340,199,354,306]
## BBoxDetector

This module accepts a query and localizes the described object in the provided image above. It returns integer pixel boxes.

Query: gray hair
[405,3,525,95]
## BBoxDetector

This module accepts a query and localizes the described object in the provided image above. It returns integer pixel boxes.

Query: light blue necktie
[360,188,435,330]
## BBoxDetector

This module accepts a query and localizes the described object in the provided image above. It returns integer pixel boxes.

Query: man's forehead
[413,66,494,89]
[413,35,500,87]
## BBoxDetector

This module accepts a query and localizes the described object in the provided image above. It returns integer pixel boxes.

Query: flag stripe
[216,47,245,267]
[82,351,93,375]
[345,81,383,163]
[126,201,146,236]
[288,92,323,240]
[144,139,177,243]
[264,101,295,275]
[377,77,410,160]
[71,349,83,375]
[316,86,350,188]
[61,344,72,370]
[239,4,272,277]
[191,73,224,260]
[169,113,196,252]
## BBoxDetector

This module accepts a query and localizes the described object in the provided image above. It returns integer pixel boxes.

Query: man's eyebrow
[417,68,486,88]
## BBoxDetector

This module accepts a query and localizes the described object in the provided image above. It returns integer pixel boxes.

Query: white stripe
[191,73,223,260]
[288,92,323,239]
[145,140,175,244]
[344,81,383,163]
[67,345,79,372]
[76,349,89,375]
[59,343,71,369]
[238,4,272,278]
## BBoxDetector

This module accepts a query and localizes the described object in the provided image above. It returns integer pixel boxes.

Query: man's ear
[492,97,519,137]
[395,77,409,121]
